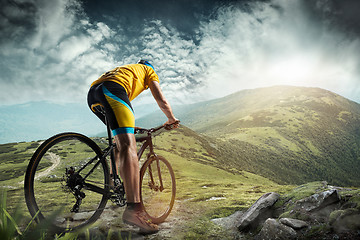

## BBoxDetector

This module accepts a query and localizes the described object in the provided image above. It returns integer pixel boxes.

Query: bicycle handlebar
[135,120,180,135]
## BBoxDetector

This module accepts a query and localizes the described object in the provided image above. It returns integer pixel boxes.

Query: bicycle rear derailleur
[64,167,86,213]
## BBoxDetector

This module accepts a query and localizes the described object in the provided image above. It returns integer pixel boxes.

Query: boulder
[294,189,340,212]
[236,192,280,231]
[231,182,360,239]
[289,189,341,223]
[330,209,360,233]
[256,218,297,240]
[279,218,309,230]
[211,211,243,230]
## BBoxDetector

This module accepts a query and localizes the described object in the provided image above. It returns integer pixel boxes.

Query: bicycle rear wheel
[24,132,109,232]
[140,155,176,224]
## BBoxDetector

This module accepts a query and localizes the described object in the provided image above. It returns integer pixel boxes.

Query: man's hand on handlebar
[164,119,180,130]
[134,119,179,134]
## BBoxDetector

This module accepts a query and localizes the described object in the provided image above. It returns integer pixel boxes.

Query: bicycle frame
[78,112,159,196]
[108,125,162,192]
[72,103,172,208]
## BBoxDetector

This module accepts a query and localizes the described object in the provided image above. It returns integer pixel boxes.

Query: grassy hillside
[0,141,41,183]
[138,86,360,187]
[0,126,292,238]
[147,126,290,212]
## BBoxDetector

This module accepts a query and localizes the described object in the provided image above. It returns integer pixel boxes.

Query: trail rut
[18,152,61,185]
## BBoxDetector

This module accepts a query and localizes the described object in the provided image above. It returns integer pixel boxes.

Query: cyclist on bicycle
[87,60,179,233]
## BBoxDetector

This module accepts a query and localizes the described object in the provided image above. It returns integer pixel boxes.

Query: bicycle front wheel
[140,155,176,224]
[24,132,109,232]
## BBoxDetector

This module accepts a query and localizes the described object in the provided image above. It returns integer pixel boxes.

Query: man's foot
[122,207,159,234]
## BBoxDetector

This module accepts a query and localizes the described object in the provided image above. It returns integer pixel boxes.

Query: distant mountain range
[0,102,101,144]
[0,101,158,144]
[137,86,360,186]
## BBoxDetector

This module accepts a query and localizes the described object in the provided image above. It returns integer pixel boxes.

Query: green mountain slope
[0,126,288,228]
[137,86,360,186]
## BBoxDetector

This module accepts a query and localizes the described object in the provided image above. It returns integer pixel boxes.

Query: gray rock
[295,189,340,212]
[279,218,309,230]
[72,211,95,221]
[256,218,297,240]
[211,211,243,230]
[236,192,280,231]
[330,209,360,233]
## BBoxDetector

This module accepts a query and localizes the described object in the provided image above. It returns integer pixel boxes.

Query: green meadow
[0,125,293,239]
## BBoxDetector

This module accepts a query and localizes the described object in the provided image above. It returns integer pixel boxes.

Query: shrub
[0,190,78,240]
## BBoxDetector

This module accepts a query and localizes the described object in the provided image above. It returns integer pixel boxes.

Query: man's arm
[149,81,179,126]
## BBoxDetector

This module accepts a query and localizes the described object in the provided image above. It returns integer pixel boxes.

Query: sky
[1,0,360,108]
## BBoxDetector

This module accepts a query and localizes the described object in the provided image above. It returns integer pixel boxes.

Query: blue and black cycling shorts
[87,81,135,135]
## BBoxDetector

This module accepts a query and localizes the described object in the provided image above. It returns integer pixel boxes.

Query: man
[87,60,179,233]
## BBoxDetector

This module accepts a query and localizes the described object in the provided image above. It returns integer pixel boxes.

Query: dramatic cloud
[1,0,360,107]
[193,0,360,101]
[0,0,117,104]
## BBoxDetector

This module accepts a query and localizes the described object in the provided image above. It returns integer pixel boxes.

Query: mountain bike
[24,104,177,232]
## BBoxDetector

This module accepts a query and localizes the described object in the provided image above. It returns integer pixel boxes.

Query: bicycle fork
[147,140,165,192]
[149,154,164,192]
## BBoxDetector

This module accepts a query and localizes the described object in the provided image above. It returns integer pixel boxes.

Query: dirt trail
[93,199,193,239]
[18,152,61,185]
[34,153,61,180]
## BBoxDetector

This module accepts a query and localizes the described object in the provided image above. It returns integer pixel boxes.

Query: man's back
[91,64,159,101]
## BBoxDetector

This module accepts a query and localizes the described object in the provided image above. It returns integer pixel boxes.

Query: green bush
[0,143,17,154]
[0,190,130,240]
[0,190,79,240]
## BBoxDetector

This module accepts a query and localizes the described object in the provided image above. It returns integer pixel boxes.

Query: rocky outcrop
[256,218,297,240]
[294,189,340,212]
[330,209,360,234]
[212,181,360,239]
[236,192,280,231]
[211,211,243,231]
[279,218,309,230]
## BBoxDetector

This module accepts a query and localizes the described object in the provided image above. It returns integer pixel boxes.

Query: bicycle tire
[24,132,110,232]
[140,155,176,224]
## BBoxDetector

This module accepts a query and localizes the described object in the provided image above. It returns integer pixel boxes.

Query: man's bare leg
[114,133,158,233]
[114,133,140,203]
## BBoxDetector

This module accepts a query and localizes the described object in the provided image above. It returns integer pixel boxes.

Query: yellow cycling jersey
[91,64,159,101]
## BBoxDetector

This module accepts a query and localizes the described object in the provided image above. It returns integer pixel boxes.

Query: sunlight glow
[266,55,317,86]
